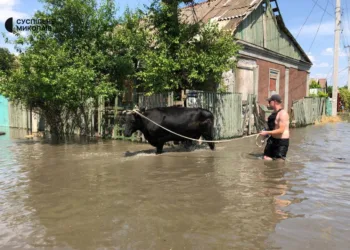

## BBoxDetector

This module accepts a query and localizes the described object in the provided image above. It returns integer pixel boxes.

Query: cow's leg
[200,119,215,151]
[156,143,164,154]
[182,139,194,150]
[156,135,178,154]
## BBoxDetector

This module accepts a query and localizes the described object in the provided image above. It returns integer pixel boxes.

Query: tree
[309,80,321,89]
[0,0,131,138]
[133,0,240,94]
[339,88,350,111]
[327,86,333,97]
[0,47,16,75]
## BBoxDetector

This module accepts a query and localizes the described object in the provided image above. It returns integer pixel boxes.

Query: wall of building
[253,58,308,112]
[289,68,308,111]
[256,58,286,107]
[234,1,307,62]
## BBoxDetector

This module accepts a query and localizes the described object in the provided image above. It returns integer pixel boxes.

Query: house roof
[180,0,312,64]
[180,0,260,30]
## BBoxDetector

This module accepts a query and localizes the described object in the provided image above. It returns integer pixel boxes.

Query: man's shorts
[264,137,289,160]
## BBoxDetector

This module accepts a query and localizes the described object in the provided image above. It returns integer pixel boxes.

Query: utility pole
[346,45,350,91]
[332,0,341,116]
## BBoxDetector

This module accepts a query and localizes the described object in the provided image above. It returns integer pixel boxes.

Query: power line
[295,0,319,39]
[343,2,350,45]
[311,0,334,17]
[308,0,330,52]
[340,9,350,46]
[338,66,348,74]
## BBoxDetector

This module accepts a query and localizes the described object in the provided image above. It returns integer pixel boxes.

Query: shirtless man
[259,94,290,161]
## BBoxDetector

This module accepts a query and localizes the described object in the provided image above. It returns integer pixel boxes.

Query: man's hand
[259,130,269,136]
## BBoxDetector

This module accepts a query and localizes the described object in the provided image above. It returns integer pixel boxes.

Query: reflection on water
[0,121,350,249]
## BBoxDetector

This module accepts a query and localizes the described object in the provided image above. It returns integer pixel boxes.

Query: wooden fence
[291,97,326,127]
[8,102,28,129]
[8,92,328,141]
[108,91,262,142]
[185,90,243,139]
[137,92,174,109]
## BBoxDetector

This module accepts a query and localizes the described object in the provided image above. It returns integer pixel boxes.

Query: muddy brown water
[0,121,350,250]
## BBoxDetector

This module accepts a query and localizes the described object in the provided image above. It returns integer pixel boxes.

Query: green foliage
[0,0,122,137]
[339,88,350,111]
[0,0,241,136]
[0,47,16,76]
[317,91,328,98]
[327,86,333,97]
[132,0,241,94]
[310,80,321,89]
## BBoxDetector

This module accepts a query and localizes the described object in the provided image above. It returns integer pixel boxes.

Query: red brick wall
[255,59,308,112]
[256,59,285,107]
[288,68,307,111]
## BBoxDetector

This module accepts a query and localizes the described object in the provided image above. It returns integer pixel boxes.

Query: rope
[132,109,259,143]
[255,134,269,148]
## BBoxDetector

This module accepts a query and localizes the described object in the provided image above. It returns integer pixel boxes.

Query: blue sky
[0,0,349,87]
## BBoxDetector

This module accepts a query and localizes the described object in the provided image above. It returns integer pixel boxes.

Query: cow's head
[123,109,144,137]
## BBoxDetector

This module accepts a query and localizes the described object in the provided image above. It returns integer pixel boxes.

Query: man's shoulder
[277,109,289,119]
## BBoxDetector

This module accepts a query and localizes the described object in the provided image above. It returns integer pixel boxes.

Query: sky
[1,0,349,87]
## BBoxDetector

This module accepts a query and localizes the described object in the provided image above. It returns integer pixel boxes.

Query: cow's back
[139,107,213,137]
[144,107,213,122]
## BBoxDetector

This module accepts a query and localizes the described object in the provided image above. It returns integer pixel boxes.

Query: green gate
[0,95,9,127]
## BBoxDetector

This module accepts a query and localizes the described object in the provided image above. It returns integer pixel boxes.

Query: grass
[315,115,343,125]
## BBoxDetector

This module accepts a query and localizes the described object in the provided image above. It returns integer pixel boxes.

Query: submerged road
[0,121,349,249]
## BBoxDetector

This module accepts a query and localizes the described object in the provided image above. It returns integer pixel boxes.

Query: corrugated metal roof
[180,0,263,30]
[180,0,312,64]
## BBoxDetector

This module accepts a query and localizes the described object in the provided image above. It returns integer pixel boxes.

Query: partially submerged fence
[185,90,243,139]
[10,91,329,141]
[97,90,263,142]
[291,97,326,127]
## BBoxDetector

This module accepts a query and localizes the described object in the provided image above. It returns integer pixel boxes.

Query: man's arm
[261,112,289,136]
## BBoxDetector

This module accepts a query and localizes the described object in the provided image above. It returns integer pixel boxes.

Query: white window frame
[268,68,280,97]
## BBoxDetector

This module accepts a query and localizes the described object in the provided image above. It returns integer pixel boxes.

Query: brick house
[181,0,312,112]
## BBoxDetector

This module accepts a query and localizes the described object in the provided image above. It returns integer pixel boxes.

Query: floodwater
[0,120,350,250]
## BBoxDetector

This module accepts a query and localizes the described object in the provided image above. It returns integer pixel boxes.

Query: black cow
[123,107,215,154]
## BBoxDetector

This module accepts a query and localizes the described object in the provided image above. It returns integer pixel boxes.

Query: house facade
[181,0,312,112]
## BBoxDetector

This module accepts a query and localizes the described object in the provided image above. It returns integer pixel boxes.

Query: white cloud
[312,73,328,79]
[307,52,316,63]
[307,52,329,67]
[313,62,330,68]
[291,21,335,37]
[0,0,16,8]
[322,47,347,57]
[0,0,29,23]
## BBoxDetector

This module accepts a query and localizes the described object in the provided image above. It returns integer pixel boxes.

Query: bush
[318,91,328,97]
[339,88,350,111]
[310,80,321,89]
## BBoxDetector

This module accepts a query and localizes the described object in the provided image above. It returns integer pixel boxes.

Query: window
[269,69,279,97]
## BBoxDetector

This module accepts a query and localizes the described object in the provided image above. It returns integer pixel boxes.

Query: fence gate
[186,90,243,139]
[0,95,9,127]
